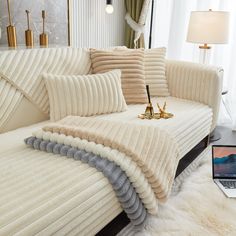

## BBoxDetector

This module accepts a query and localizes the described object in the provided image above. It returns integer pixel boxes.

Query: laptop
[212,145,236,198]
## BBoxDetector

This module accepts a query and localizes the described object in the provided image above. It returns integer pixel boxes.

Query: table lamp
[186,9,229,64]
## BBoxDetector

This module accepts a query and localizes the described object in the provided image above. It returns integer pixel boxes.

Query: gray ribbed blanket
[25,137,147,227]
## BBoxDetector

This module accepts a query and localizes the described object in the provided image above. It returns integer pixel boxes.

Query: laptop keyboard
[220,180,236,189]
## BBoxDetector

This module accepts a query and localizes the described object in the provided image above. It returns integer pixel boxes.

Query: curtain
[124,0,150,48]
[150,0,236,131]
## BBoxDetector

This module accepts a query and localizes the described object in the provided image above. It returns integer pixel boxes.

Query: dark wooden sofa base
[96,135,210,236]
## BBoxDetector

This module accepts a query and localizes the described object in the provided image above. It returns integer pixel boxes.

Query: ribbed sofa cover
[0,47,223,235]
[166,60,223,131]
[0,47,223,133]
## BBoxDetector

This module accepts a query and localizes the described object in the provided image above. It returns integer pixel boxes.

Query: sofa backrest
[0,47,91,133]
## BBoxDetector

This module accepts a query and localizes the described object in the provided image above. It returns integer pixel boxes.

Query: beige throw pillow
[144,47,170,96]
[90,49,148,104]
[44,70,127,121]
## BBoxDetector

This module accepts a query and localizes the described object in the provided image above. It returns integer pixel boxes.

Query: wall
[70,0,125,48]
[0,0,68,46]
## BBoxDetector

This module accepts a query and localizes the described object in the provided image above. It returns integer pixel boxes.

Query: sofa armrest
[166,60,223,131]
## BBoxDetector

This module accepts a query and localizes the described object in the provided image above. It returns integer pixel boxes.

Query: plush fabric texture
[0,123,122,236]
[0,96,214,235]
[0,46,222,134]
[118,147,236,236]
[166,60,223,131]
[0,97,48,133]
[44,70,127,121]
[0,48,91,115]
[42,94,214,200]
[25,137,147,226]
[96,96,212,158]
[42,115,180,201]
[0,48,91,132]
[32,129,159,215]
[90,49,148,104]
[144,47,170,97]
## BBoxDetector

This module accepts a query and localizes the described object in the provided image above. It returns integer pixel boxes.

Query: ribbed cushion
[144,47,170,97]
[44,70,127,121]
[90,49,147,104]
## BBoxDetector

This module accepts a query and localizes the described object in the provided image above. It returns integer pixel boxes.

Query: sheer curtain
[150,0,236,130]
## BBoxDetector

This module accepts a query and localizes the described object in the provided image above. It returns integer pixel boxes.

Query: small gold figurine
[138,85,174,120]
[156,102,174,119]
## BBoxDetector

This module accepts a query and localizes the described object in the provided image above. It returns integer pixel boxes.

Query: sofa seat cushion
[96,96,212,158]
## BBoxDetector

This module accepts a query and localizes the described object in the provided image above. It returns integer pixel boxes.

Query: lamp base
[199,44,211,64]
[199,43,211,49]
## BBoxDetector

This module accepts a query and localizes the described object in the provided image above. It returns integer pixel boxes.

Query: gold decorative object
[25,10,34,47]
[156,102,174,119]
[39,10,48,47]
[6,0,17,47]
[138,85,174,120]
[144,85,154,118]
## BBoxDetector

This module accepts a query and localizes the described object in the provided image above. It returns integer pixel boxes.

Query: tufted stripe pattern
[144,47,170,96]
[0,145,121,235]
[0,79,22,130]
[90,49,148,104]
[42,115,181,200]
[31,130,159,214]
[0,47,91,116]
[24,137,147,226]
[166,60,223,131]
[44,70,127,121]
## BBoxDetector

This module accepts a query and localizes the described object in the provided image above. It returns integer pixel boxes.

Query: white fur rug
[118,147,236,236]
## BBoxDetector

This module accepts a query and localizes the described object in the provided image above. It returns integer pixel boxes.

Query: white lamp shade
[187,11,229,44]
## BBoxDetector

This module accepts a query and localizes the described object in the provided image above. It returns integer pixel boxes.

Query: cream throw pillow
[144,47,170,96]
[90,49,148,104]
[44,70,127,121]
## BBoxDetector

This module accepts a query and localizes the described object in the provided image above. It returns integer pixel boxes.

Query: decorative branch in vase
[6,0,17,47]
[145,85,154,117]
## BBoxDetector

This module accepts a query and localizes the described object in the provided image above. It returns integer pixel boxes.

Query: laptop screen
[212,146,236,178]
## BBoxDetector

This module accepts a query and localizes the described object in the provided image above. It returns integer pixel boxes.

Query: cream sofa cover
[0,47,223,235]
[0,97,212,236]
[166,60,223,131]
[0,48,91,133]
[0,47,222,133]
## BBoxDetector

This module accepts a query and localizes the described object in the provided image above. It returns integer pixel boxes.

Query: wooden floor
[96,126,236,236]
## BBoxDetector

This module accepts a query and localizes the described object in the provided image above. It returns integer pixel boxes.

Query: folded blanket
[26,115,180,225]
[25,137,147,226]
[32,130,158,215]
[42,116,180,200]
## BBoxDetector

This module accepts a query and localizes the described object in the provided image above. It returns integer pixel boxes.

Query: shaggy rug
[118,147,236,236]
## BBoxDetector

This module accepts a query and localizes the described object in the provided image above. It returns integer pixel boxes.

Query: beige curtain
[124,0,150,48]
